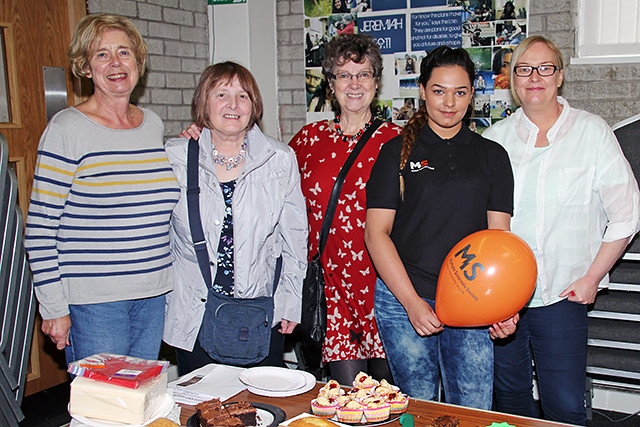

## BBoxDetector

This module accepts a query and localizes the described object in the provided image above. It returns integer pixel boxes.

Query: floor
[17,380,640,427]
[19,381,71,427]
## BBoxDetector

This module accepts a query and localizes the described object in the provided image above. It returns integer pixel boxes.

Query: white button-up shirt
[484,97,640,306]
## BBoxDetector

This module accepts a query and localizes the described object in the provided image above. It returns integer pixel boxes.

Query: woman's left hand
[560,276,599,305]
[489,313,519,339]
[179,123,202,140]
[279,319,298,334]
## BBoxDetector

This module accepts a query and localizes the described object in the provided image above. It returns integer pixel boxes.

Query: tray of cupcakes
[310,372,409,426]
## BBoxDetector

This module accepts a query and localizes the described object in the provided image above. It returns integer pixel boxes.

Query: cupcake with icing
[310,395,338,418]
[347,387,370,401]
[336,399,364,424]
[353,371,379,390]
[386,391,409,414]
[372,379,397,397]
[362,397,391,422]
[319,379,344,398]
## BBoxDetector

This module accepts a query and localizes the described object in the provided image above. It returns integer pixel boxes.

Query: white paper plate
[69,393,175,427]
[239,366,307,392]
[246,370,317,397]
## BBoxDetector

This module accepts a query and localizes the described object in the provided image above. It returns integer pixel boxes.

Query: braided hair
[398,46,476,199]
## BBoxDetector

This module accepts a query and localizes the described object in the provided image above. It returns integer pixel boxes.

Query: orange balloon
[435,229,537,327]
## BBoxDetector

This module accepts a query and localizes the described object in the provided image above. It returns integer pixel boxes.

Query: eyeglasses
[514,65,559,77]
[331,70,375,82]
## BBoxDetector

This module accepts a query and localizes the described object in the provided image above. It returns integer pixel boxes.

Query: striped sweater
[25,107,180,320]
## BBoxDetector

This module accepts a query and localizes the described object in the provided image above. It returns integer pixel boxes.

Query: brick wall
[275,0,640,142]
[87,0,209,137]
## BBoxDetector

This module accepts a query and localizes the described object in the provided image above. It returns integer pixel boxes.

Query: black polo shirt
[367,124,514,299]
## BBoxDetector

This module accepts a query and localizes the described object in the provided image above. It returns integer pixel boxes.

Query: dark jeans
[493,299,588,425]
[175,323,285,376]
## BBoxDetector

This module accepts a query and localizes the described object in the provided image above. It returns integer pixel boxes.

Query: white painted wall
[209,0,280,140]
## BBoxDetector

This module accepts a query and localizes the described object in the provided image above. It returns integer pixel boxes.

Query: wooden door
[0,0,87,395]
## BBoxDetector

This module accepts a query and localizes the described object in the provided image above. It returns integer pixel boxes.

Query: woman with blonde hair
[484,35,640,425]
[25,14,179,364]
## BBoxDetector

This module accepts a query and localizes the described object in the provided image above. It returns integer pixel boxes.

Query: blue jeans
[65,294,166,365]
[374,278,493,410]
[493,299,588,425]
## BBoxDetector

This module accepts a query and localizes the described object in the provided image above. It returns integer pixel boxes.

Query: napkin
[168,364,246,405]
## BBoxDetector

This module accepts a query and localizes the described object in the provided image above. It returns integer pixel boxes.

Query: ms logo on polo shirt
[410,159,435,172]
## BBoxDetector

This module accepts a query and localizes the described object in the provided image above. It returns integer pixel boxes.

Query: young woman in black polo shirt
[364,46,517,410]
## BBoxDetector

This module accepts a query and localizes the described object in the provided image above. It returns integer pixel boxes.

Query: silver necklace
[212,138,247,170]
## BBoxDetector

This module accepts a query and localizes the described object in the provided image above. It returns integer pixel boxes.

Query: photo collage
[303,0,528,134]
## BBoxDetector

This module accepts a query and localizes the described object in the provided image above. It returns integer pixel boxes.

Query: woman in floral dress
[290,34,402,385]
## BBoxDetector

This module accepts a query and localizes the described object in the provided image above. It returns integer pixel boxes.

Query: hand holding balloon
[406,297,444,336]
[489,313,519,339]
[435,230,537,327]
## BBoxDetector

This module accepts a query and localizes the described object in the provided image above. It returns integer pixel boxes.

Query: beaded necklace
[334,114,375,142]
[212,137,247,170]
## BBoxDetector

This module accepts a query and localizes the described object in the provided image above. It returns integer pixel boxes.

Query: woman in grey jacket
[163,62,308,374]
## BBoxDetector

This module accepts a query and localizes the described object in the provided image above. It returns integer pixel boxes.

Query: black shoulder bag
[186,138,282,366]
[298,118,382,373]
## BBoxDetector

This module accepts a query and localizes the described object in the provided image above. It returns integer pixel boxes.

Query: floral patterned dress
[290,120,403,363]
[213,180,236,296]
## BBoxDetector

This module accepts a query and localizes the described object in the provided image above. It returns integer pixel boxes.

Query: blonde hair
[69,13,148,79]
[509,35,564,105]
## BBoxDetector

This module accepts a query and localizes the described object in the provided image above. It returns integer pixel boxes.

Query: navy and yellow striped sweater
[25,107,179,320]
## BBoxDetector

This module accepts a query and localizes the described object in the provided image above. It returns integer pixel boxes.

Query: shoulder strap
[317,118,383,255]
[186,138,213,287]
[186,138,282,291]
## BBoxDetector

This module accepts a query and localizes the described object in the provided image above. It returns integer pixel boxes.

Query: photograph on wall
[399,77,420,98]
[466,46,492,74]
[462,20,495,47]
[490,90,514,120]
[373,99,394,121]
[472,93,491,118]
[491,45,514,89]
[396,52,420,75]
[393,97,419,121]
[306,0,374,16]
[495,20,526,45]
[474,70,494,94]
[330,13,358,36]
[305,17,330,67]
[495,0,527,20]
[306,68,337,113]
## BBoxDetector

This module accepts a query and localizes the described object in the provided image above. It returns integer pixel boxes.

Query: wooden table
[178,383,576,427]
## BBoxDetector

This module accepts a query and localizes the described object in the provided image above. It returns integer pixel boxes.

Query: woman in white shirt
[483,35,640,426]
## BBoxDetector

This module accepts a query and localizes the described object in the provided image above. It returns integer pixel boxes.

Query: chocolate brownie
[196,398,257,427]
[225,402,257,426]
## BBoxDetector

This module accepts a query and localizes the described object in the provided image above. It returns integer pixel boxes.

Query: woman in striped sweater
[24,14,179,365]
